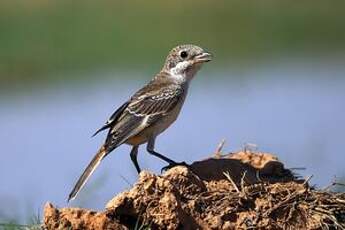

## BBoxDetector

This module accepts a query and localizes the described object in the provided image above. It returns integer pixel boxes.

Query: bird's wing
[68,83,183,201]
[104,83,184,149]
[92,101,130,137]
[128,83,183,117]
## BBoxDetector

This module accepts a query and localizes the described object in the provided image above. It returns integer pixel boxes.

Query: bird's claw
[161,161,189,173]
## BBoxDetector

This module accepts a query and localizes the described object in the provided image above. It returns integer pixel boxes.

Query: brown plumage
[68,44,212,202]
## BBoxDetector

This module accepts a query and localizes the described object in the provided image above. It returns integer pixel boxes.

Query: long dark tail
[68,146,108,202]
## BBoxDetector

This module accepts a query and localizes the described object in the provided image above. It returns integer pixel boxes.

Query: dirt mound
[44,151,345,229]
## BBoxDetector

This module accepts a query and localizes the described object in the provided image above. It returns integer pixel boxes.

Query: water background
[1,59,344,222]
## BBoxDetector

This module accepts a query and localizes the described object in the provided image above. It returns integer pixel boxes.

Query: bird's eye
[180,51,188,59]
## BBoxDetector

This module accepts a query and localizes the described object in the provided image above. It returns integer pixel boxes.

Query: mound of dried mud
[44,151,345,229]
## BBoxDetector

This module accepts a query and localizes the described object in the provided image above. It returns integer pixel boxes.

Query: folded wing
[104,84,183,150]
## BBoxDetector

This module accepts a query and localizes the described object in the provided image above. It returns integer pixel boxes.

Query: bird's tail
[68,146,108,202]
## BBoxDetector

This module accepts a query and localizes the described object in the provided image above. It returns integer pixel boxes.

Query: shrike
[68,44,212,202]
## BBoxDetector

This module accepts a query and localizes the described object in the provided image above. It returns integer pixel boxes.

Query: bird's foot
[161,161,189,173]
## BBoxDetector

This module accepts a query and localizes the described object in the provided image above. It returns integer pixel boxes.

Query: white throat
[169,61,200,84]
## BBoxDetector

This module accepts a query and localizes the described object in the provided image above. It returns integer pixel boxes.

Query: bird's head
[163,44,212,82]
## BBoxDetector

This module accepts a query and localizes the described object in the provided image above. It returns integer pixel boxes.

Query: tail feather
[68,146,108,202]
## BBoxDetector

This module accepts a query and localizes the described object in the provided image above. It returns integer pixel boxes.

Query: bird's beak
[194,52,212,63]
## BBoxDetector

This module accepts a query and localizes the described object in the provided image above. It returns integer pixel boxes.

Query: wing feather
[103,84,183,150]
[92,101,129,137]
[128,85,183,116]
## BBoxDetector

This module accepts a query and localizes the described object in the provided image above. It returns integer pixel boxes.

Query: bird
[67,44,212,202]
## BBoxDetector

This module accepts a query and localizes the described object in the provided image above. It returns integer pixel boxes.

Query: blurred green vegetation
[0,0,344,87]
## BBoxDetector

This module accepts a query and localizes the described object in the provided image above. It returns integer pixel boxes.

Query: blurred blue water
[0,61,344,222]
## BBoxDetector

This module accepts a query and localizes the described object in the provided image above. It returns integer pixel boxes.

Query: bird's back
[106,72,188,147]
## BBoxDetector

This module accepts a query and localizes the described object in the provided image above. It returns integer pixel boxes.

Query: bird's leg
[130,145,141,174]
[147,138,189,172]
